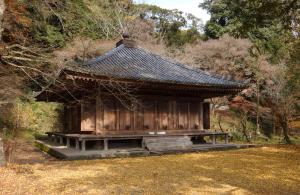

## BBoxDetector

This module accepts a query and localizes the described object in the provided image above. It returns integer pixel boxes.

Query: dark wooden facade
[37,37,245,137]
[64,95,210,135]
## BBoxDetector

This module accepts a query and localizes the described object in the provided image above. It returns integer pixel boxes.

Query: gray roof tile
[66,44,246,88]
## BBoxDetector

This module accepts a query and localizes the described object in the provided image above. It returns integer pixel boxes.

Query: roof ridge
[84,44,125,66]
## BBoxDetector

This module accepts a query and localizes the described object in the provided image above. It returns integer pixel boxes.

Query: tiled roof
[66,43,246,88]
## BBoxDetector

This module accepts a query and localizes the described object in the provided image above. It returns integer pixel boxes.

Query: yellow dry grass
[1,145,300,195]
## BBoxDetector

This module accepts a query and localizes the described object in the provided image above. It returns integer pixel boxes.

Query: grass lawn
[0,142,300,195]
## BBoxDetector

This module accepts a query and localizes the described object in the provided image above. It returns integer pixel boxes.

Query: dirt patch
[9,138,56,164]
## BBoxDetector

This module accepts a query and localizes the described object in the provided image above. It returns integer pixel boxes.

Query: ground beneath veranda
[0,139,300,195]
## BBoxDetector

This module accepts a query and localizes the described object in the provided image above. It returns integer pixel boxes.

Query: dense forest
[0,0,299,146]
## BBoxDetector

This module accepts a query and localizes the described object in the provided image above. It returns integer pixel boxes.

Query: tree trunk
[279,114,291,144]
[256,79,260,136]
[217,114,224,132]
[0,0,5,41]
[241,115,251,142]
[273,112,276,135]
[0,137,5,166]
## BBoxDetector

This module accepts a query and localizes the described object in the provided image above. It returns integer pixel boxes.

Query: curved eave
[63,67,248,90]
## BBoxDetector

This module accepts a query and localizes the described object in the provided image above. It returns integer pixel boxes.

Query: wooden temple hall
[35,35,247,157]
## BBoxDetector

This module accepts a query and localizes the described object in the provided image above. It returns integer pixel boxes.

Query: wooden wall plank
[69,95,207,134]
[187,102,190,129]
[80,102,85,131]
[174,101,179,129]
[68,107,72,132]
[103,99,117,131]
[203,102,210,129]
[81,101,96,132]
[178,102,189,129]
[155,100,158,131]
[134,104,144,130]
[189,102,200,130]
[143,100,156,131]
[119,103,132,130]
[158,100,169,130]
[63,106,69,132]
[168,100,176,129]
[199,103,203,129]
[96,97,103,134]
[71,105,80,132]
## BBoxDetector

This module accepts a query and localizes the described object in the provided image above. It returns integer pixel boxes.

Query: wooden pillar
[141,139,146,149]
[187,102,190,130]
[212,134,216,145]
[59,136,63,145]
[82,140,86,151]
[67,106,72,133]
[80,101,84,132]
[63,105,68,132]
[116,106,120,131]
[96,97,103,134]
[75,139,80,150]
[155,100,158,131]
[203,102,210,130]
[66,137,70,148]
[104,139,108,151]
[199,102,203,130]
[225,134,228,144]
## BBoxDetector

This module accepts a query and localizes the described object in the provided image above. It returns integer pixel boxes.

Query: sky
[133,0,210,23]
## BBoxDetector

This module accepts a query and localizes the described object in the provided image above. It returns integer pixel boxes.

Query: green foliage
[24,0,105,48]
[200,0,299,62]
[229,131,245,142]
[5,1,204,48]
[21,0,138,48]
[0,99,63,136]
[34,25,65,47]
[1,127,15,140]
[288,40,300,94]
[137,4,203,47]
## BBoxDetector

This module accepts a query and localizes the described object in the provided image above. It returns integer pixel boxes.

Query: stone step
[143,136,193,151]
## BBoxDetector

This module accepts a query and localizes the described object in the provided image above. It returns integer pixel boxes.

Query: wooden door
[189,102,200,130]
[168,100,176,130]
[158,100,169,130]
[81,101,96,132]
[134,104,144,130]
[119,103,133,130]
[178,102,189,129]
[64,106,71,132]
[103,99,117,131]
[71,105,81,132]
[143,100,156,131]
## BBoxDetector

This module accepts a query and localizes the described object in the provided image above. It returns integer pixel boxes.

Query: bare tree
[264,64,299,143]
[0,0,4,41]
[238,110,251,142]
